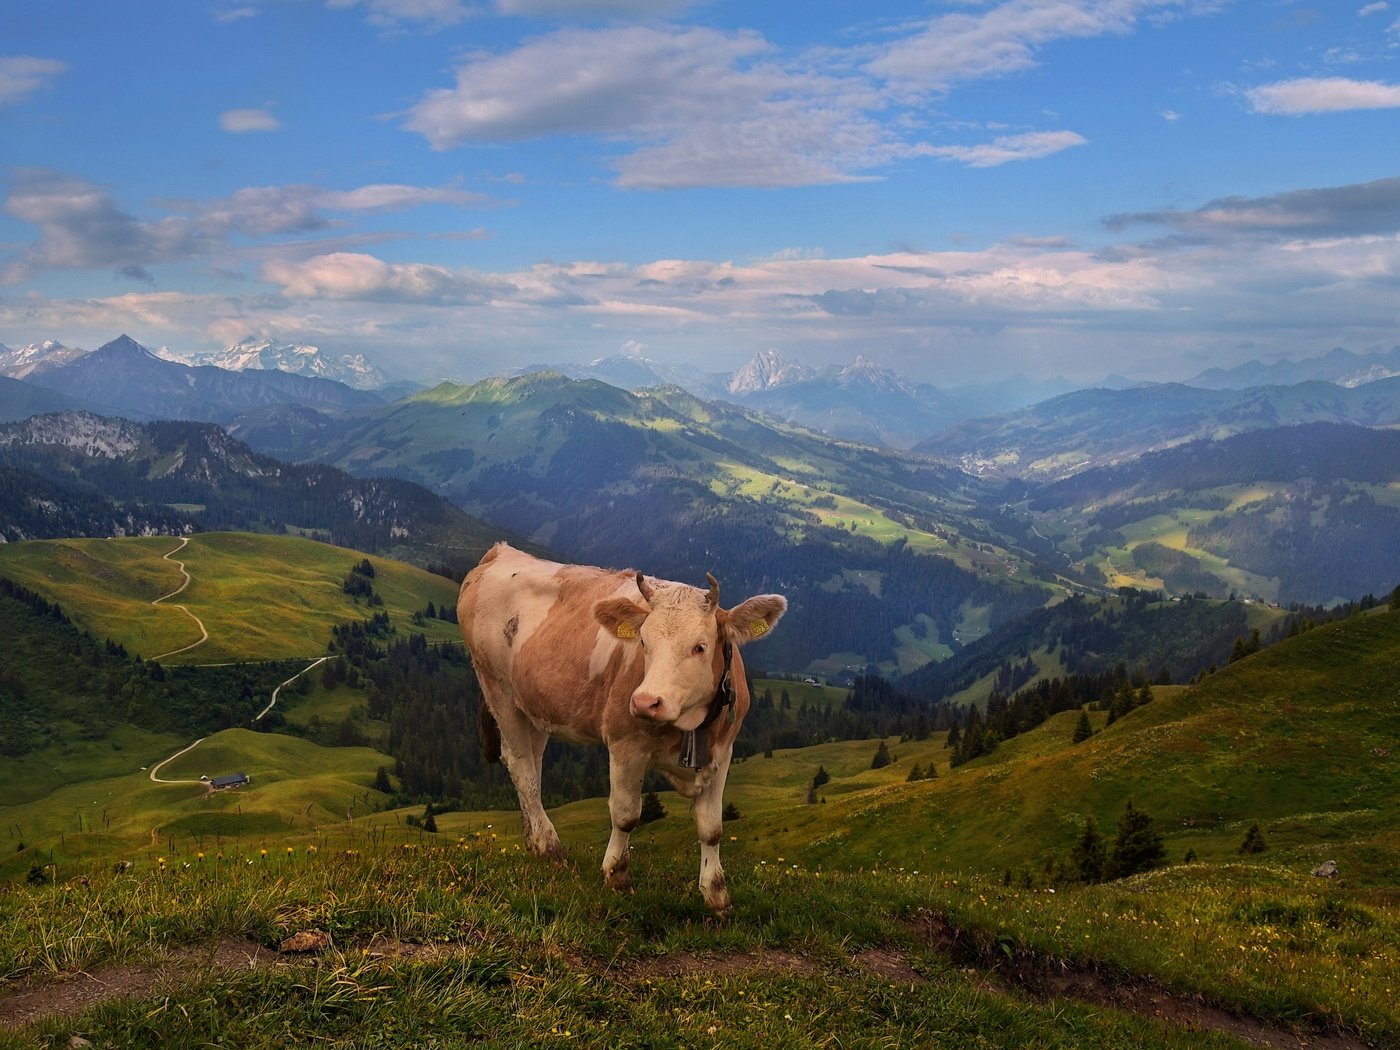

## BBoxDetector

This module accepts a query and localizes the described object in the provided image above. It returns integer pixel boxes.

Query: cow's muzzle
[631,691,667,720]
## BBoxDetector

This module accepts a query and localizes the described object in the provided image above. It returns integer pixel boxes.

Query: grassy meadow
[0,533,461,663]
[2,563,1398,1044]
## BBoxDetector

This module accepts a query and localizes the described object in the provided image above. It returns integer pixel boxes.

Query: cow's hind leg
[483,688,563,860]
[602,746,649,892]
[693,749,734,915]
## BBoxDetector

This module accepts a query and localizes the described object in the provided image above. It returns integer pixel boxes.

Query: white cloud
[1161,108,1180,121]
[0,55,68,108]
[214,6,260,23]
[1247,77,1400,114]
[261,252,516,303]
[925,130,1088,168]
[2,169,200,283]
[867,0,1179,92]
[219,107,281,133]
[1358,2,1388,16]
[495,0,695,15]
[405,24,909,188]
[2,173,496,280]
[325,0,473,29]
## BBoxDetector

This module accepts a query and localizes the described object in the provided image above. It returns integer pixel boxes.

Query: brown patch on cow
[503,614,519,647]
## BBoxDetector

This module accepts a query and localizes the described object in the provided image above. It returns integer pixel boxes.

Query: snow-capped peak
[161,336,388,390]
[728,349,813,395]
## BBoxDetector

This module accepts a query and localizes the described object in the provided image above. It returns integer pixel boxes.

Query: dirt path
[148,536,209,662]
[255,656,328,722]
[0,927,1374,1047]
[147,736,208,785]
[146,656,329,786]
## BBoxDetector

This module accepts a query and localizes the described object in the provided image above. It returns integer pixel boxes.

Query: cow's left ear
[595,597,649,641]
[722,594,787,645]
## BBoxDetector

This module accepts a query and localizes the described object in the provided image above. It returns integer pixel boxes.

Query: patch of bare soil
[912,909,1374,1050]
[0,938,273,1031]
[0,923,1379,1048]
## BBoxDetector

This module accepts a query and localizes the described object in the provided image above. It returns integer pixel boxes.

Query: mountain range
[1186,344,1400,390]
[0,410,503,568]
[8,335,382,424]
[154,335,389,390]
[3,333,1400,664]
[918,378,1400,480]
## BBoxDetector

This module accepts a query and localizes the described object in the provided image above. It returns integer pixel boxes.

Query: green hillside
[803,607,1400,880]
[1025,423,1400,604]
[230,371,1060,674]
[2,604,1398,1045]
[0,532,461,663]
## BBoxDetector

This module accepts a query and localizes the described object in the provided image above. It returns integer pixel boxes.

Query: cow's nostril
[632,692,664,717]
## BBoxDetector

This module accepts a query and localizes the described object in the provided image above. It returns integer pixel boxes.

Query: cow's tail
[479,703,502,764]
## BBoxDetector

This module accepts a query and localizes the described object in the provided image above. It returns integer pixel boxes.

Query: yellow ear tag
[616,622,636,639]
[748,619,769,638]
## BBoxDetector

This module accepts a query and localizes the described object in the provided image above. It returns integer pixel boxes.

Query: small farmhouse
[207,772,251,790]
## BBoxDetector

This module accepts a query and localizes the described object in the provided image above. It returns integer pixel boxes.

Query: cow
[457,542,786,914]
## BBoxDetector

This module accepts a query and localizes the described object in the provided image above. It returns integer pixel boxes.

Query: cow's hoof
[604,869,633,892]
[702,889,733,916]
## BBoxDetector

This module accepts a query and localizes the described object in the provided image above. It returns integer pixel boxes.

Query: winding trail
[148,536,209,662]
[143,532,332,783]
[148,736,208,785]
[147,657,329,786]
[255,656,329,722]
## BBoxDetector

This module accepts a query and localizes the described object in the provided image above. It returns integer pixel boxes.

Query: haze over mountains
[3,332,1400,666]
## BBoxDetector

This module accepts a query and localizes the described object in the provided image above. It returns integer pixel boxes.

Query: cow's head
[595,572,786,729]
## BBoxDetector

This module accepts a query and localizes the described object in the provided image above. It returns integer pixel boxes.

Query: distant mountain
[918,378,1400,480]
[0,410,503,569]
[158,336,389,390]
[0,375,89,423]
[229,370,1059,673]
[20,335,383,424]
[732,355,960,449]
[0,339,87,379]
[1187,346,1400,390]
[727,349,816,395]
[1023,422,1400,605]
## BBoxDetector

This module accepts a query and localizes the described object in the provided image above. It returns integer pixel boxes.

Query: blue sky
[3,0,1400,386]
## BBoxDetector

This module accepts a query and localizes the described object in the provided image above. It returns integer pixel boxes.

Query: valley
[2,340,1399,1046]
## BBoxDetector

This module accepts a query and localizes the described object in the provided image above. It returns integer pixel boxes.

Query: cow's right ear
[595,597,649,641]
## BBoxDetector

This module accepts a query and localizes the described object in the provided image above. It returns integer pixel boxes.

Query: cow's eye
[691,643,706,656]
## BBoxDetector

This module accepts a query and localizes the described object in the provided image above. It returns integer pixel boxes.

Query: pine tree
[1105,801,1166,880]
[373,766,392,793]
[1238,822,1268,854]
[1072,710,1093,744]
[1070,816,1106,883]
[871,740,891,769]
[422,803,438,833]
[812,765,830,788]
[1390,584,1400,612]
[639,790,666,825]
[906,762,923,781]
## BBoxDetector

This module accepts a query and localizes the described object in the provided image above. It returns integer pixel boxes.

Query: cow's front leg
[602,747,649,892]
[694,747,734,915]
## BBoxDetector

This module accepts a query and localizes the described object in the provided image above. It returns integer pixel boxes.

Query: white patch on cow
[588,576,646,680]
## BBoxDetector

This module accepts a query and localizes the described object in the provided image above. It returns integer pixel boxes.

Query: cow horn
[705,572,720,608]
[635,571,655,603]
